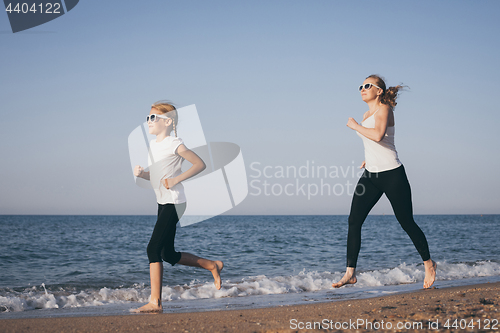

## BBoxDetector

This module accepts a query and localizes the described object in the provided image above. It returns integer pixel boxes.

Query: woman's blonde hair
[151,101,178,137]
[366,75,407,108]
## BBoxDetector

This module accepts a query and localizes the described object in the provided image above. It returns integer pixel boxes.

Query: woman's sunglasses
[147,114,169,123]
[358,83,382,91]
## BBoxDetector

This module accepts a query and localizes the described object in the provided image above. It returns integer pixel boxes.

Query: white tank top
[356,109,401,173]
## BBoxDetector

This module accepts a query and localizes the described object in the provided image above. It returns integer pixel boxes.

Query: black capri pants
[147,202,187,265]
[346,165,430,268]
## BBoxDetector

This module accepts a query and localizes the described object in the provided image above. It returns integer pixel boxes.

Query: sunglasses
[147,114,169,123]
[358,83,382,91]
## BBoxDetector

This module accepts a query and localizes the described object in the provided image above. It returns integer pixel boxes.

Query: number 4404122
[5,3,62,14]
[444,318,498,330]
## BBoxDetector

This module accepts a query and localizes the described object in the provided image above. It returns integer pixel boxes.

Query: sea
[1,215,499,319]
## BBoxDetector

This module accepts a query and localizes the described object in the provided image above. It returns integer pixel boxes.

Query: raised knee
[147,243,161,263]
[161,249,181,266]
[348,215,363,227]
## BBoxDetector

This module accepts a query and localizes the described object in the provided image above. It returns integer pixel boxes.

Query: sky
[1,1,499,215]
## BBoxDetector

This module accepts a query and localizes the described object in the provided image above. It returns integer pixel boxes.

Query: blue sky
[1,1,499,215]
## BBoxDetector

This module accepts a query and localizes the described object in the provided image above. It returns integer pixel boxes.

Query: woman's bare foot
[332,267,357,288]
[423,260,437,289]
[130,300,162,313]
[211,261,224,290]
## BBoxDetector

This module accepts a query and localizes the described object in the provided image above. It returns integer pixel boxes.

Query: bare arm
[347,104,390,142]
[163,144,206,189]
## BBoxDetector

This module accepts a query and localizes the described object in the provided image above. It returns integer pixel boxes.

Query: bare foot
[332,268,357,288]
[130,301,162,313]
[423,260,437,289]
[211,260,224,290]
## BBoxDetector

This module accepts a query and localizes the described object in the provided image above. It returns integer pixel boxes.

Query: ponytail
[366,74,407,108]
[380,85,405,107]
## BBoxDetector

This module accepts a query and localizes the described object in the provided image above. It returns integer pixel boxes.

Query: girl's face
[148,108,170,136]
[360,78,383,103]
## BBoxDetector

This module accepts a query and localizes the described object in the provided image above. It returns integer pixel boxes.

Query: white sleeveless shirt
[356,110,401,173]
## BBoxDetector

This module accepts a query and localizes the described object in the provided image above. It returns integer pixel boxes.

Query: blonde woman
[333,76,436,289]
[132,101,223,313]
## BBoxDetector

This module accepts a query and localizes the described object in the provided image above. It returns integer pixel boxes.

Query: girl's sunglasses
[147,114,169,123]
[358,83,382,91]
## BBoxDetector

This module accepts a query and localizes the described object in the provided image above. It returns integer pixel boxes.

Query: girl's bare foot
[130,300,162,313]
[332,267,357,288]
[211,261,224,290]
[423,260,437,289]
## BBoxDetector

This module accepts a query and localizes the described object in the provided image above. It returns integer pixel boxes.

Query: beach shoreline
[2,281,498,332]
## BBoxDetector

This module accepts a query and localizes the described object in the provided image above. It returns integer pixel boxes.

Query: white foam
[1,260,499,312]
[0,284,152,312]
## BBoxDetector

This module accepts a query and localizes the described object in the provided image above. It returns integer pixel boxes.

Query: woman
[132,101,223,313]
[333,75,436,289]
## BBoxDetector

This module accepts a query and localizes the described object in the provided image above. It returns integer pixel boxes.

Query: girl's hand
[347,117,359,130]
[134,165,144,177]
[163,178,178,189]
[360,161,366,169]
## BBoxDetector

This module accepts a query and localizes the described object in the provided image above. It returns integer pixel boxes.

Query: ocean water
[0,215,499,319]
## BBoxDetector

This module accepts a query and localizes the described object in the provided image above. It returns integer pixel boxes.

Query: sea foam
[1,260,499,313]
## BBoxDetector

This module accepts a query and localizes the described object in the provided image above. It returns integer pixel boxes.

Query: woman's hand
[347,117,360,130]
[360,161,366,169]
[134,165,144,177]
[163,178,179,189]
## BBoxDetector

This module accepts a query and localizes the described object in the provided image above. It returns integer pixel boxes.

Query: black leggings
[346,165,430,268]
[147,202,186,265]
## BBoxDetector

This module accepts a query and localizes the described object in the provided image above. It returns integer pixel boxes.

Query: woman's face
[360,78,383,103]
[148,108,169,135]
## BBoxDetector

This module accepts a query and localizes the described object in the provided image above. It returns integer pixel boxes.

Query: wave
[1,260,499,313]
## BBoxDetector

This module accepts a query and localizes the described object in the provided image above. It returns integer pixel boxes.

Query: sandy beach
[2,282,498,332]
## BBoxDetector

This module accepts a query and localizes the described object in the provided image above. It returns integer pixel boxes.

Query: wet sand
[2,282,499,332]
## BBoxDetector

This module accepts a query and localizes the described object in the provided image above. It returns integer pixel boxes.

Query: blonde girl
[132,101,223,313]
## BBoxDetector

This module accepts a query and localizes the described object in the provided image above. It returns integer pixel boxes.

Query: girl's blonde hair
[151,101,178,137]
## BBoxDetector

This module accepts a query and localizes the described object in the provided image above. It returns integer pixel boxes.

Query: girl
[333,75,437,289]
[132,101,223,313]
